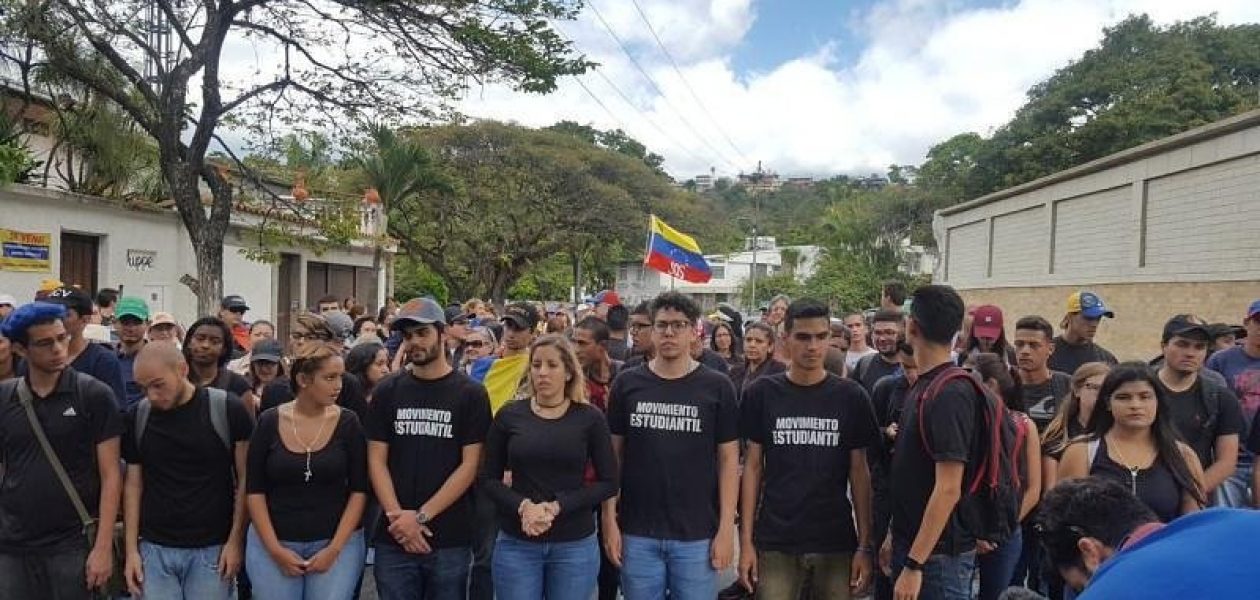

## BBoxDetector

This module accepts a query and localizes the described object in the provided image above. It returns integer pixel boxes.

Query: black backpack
[916,366,1022,544]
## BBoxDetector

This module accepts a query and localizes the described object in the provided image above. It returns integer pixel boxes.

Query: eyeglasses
[465,340,486,349]
[652,320,692,333]
[290,332,330,341]
[629,322,651,332]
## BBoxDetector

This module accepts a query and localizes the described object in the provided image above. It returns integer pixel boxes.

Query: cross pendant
[304,468,313,482]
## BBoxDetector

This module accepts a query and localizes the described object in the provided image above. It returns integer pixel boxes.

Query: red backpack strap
[1011,412,1029,487]
[916,366,975,457]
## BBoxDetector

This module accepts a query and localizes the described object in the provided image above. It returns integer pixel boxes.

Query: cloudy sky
[452,0,1260,180]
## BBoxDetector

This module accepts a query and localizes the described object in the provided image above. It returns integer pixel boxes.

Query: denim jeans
[1214,463,1253,508]
[492,532,598,600]
[620,535,716,600]
[140,540,236,599]
[756,550,852,600]
[0,545,94,600]
[469,485,499,600]
[976,527,1022,600]
[890,538,976,600]
[244,526,366,600]
[373,542,470,600]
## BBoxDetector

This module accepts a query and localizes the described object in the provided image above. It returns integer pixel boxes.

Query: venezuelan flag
[644,215,712,284]
[469,353,529,414]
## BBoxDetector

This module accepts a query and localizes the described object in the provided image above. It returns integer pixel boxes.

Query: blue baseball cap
[1066,291,1114,319]
[1247,299,1260,321]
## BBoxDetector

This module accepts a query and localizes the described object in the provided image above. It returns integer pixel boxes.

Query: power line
[626,0,752,167]
[585,0,743,173]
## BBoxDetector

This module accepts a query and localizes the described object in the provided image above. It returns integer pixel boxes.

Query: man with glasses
[218,295,251,358]
[604,292,739,600]
[628,302,654,360]
[851,310,904,395]
[1048,291,1118,376]
[0,302,123,599]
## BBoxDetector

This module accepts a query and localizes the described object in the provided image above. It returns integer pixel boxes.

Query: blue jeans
[140,540,236,599]
[492,532,598,600]
[373,542,470,600]
[976,527,1022,600]
[245,526,366,600]
[620,535,716,600]
[1214,463,1253,508]
[890,538,976,600]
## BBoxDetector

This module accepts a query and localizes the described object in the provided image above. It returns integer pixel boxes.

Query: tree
[1,0,588,314]
[547,121,666,171]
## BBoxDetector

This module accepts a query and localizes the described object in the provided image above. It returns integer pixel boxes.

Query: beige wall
[959,281,1260,362]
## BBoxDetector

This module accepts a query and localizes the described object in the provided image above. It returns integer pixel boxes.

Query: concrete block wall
[959,281,1260,362]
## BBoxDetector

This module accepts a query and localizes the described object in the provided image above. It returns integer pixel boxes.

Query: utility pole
[749,222,758,311]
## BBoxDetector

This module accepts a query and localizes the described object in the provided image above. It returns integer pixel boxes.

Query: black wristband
[903,557,925,572]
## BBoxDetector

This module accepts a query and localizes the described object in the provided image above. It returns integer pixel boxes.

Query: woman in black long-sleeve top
[481,334,617,600]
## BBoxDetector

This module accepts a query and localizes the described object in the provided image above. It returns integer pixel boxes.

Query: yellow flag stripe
[649,215,703,255]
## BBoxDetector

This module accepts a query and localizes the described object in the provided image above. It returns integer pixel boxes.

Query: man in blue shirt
[113,296,150,409]
[1037,477,1260,598]
[1205,299,1260,507]
[44,286,128,408]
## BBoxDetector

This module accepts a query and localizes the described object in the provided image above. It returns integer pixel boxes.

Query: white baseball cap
[0,293,15,307]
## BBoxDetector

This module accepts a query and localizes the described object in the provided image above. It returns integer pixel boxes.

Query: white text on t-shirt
[772,416,840,447]
[394,407,454,438]
[629,401,703,433]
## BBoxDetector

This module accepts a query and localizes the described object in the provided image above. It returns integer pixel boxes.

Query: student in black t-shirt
[604,292,739,600]
[184,317,255,404]
[879,285,979,600]
[366,298,491,600]
[1153,315,1244,499]
[482,335,617,600]
[852,309,904,396]
[122,342,254,599]
[245,342,369,599]
[0,302,123,599]
[737,299,879,600]
[1013,316,1072,431]
[1048,291,1119,376]
[865,342,916,600]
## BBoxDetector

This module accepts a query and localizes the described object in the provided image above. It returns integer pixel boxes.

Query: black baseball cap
[45,286,94,316]
[221,295,250,311]
[1161,314,1211,344]
[445,306,473,325]
[501,302,540,330]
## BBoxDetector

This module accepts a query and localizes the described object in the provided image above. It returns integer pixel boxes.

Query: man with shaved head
[121,342,254,599]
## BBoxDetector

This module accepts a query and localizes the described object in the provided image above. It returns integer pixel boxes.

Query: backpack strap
[16,378,95,531]
[916,366,980,456]
[1087,438,1100,466]
[207,388,231,451]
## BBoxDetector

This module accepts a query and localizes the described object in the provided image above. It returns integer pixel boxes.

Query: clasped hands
[519,500,560,537]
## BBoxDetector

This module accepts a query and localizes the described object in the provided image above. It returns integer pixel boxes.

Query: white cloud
[457,0,1260,179]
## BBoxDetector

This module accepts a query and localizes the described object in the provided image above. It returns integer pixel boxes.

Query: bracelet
[903,557,925,572]
[856,546,873,554]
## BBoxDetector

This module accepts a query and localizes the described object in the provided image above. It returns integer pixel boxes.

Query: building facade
[0,184,390,339]
[933,109,1260,360]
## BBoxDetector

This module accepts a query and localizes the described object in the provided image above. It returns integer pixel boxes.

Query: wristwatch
[415,511,432,525]
[903,557,924,572]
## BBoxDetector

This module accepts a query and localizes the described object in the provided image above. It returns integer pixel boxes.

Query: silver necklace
[289,405,332,483]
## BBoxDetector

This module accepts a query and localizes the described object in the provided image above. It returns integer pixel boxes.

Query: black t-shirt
[1158,378,1244,469]
[889,363,979,554]
[0,370,123,553]
[482,401,617,542]
[730,359,787,396]
[869,374,912,487]
[1048,336,1118,376]
[261,374,369,423]
[1022,371,1072,431]
[853,354,901,396]
[246,407,369,542]
[365,368,490,548]
[607,364,739,541]
[122,388,254,547]
[740,373,879,553]
[698,348,731,375]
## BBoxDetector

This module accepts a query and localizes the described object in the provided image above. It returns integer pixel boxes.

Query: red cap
[594,290,621,307]
[971,304,1004,341]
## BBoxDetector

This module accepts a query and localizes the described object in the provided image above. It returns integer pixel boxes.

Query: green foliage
[738,272,803,308]
[0,142,33,186]
[394,258,450,305]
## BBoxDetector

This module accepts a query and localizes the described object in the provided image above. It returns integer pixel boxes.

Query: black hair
[784,298,830,331]
[575,316,611,344]
[1037,477,1158,573]
[317,294,339,306]
[352,316,376,337]
[964,323,1013,361]
[872,309,903,326]
[182,316,234,368]
[606,304,630,332]
[1086,362,1206,506]
[648,291,700,324]
[709,320,742,355]
[1015,315,1055,341]
[345,342,386,392]
[882,280,907,306]
[249,319,275,334]
[744,321,775,342]
[630,300,651,317]
[973,352,1022,412]
[96,288,118,309]
[909,285,965,346]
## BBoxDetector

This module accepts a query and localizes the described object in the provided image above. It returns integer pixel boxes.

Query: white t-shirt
[844,347,877,371]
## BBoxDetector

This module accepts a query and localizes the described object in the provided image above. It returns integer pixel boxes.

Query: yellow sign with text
[0,228,52,272]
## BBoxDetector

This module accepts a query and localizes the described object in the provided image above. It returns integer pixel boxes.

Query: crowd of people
[1,278,1259,600]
